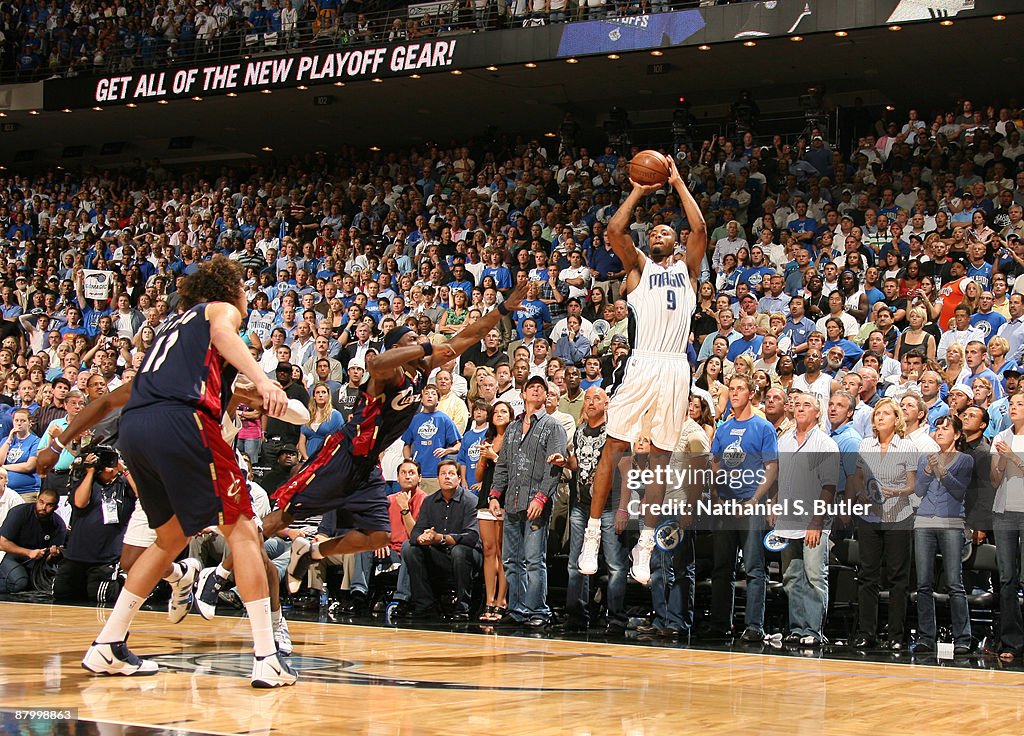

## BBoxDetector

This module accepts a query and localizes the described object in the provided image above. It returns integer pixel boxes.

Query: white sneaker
[273,616,292,656]
[577,525,602,575]
[168,558,201,624]
[82,639,158,677]
[630,536,656,585]
[286,536,313,594]
[195,566,230,621]
[250,651,298,688]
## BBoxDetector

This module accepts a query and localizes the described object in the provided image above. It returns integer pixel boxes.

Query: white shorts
[123,504,157,548]
[606,351,690,451]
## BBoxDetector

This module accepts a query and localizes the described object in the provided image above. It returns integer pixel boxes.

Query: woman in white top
[989,392,1024,660]
[848,398,918,650]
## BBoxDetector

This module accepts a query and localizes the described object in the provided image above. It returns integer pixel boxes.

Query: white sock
[310,542,324,560]
[245,597,276,657]
[271,607,282,626]
[215,563,230,579]
[586,518,601,532]
[163,560,185,583]
[96,590,146,644]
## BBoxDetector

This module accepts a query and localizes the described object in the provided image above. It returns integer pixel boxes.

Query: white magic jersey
[626,257,696,354]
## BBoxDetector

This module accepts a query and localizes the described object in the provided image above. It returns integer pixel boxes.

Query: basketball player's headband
[384,326,413,350]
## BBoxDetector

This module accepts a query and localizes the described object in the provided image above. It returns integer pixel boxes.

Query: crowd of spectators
[2,96,1024,656]
[1,0,747,80]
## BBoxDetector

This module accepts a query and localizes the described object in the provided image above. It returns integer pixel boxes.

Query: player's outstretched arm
[666,157,707,281]
[37,383,133,477]
[608,180,660,276]
[368,283,529,376]
[207,302,288,418]
[437,282,527,369]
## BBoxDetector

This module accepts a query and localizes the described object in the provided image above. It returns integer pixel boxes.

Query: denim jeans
[265,536,289,581]
[650,530,695,631]
[711,514,766,631]
[349,549,412,601]
[994,512,1024,651]
[782,534,829,638]
[236,437,262,469]
[914,526,971,648]
[566,506,628,627]
[503,510,550,621]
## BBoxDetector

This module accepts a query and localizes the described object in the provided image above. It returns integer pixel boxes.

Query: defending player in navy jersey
[576,155,707,585]
[45,257,297,688]
[261,282,527,590]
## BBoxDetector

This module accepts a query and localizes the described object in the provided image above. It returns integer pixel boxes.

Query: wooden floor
[1,601,1023,735]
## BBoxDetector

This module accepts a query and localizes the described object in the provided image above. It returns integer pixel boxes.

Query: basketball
[628,150,670,186]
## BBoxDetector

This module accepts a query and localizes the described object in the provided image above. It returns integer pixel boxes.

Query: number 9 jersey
[626,258,696,354]
[606,257,696,452]
[125,303,238,421]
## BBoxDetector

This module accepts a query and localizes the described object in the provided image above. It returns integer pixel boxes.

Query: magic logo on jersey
[722,429,747,469]
[417,417,439,441]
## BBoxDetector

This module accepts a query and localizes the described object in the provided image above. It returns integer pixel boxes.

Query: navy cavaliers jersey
[125,303,238,420]
[345,368,426,460]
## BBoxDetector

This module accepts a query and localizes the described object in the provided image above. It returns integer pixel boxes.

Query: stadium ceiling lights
[157,100,169,105]
[790,35,803,41]
[939,19,953,26]
[525,62,537,68]
[333,82,345,86]
[606,54,620,59]
[28,110,40,115]
[409,74,421,79]
[834,30,848,37]
[888,24,902,30]
[743,40,757,46]
[297,85,309,90]
[697,45,711,51]
[993,14,1006,21]
[486,65,498,70]
[451,70,463,75]
[61,108,72,113]
[564,58,578,64]
[650,50,663,56]
[261,146,273,151]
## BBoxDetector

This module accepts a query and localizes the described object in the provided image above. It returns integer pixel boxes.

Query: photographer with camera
[0,481,66,593]
[52,445,136,602]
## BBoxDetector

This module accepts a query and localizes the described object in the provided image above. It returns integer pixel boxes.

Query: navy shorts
[272,433,390,533]
[119,407,251,537]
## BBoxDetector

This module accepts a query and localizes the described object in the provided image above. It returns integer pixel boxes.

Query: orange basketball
[628,150,670,186]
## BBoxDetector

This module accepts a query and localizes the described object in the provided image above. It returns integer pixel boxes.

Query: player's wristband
[497,302,510,316]
[421,341,433,357]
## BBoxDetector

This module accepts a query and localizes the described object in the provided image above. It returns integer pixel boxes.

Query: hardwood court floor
[1,601,1023,736]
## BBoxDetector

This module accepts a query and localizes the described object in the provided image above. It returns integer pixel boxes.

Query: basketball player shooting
[576,154,706,585]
